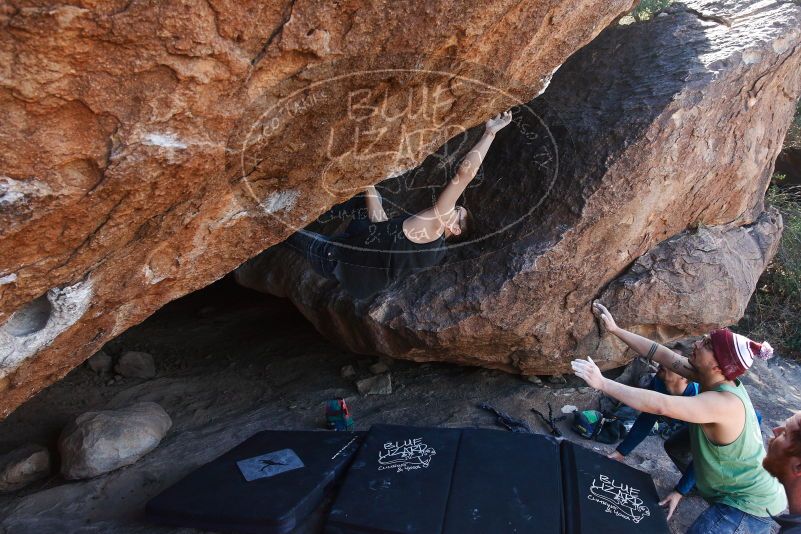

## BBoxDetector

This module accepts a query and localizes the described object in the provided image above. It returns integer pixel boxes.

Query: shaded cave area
[1,251,798,534]
[0,274,626,532]
[0,274,596,467]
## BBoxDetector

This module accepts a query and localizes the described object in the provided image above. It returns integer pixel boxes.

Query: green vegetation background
[740,100,801,356]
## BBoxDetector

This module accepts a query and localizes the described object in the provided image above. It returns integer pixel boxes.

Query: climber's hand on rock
[659,491,683,521]
[485,110,513,135]
[592,301,619,334]
[571,356,605,390]
[607,450,625,462]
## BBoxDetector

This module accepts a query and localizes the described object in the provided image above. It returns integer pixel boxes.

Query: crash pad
[561,440,670,534]
[146,430,363,534]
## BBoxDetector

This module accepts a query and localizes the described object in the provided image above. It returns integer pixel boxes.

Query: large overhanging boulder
[238,0,801,374]
[0,1,639,417]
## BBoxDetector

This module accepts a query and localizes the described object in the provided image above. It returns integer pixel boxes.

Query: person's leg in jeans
[283,230,337,280]
[664,426,692,474]
[663,426,697,495]
[687,503,773,534]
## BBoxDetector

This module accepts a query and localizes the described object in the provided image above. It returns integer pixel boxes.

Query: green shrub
[740,182,801,356]
[632,0,673,20]
[619,0,673,24]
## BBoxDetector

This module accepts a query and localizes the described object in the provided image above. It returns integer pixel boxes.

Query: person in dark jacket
[763,411,801,533]
[607,365,700,497]
[284,111,513,299]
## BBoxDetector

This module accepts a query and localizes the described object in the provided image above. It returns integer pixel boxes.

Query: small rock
[525,375,543,386]
[561,404,578,414]
[356,374,392,396]
[578,387,592,394]
[340,365,356,379]
[0,444,50,493]
[638,459,658,471]
[547,374,567,385]
[105,379,115,386]
[86,351,113,375]
[114,351,156,379]
[369,362,390,374]
[58,402,172,480]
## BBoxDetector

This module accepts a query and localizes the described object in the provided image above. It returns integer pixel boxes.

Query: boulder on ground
[114,351,156,379]
[58,402,172,480]
[595,210,783,357]
[340,365,356,379]
[0,444,50,493]
[369,362,390,375]
[356,374,392,396]
[86,350,112,375]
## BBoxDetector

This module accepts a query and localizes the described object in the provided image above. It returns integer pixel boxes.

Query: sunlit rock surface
[0,0,637,417]
[241,0,801,374]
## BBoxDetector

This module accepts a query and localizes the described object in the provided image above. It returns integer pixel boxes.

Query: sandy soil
[0,277,798,533]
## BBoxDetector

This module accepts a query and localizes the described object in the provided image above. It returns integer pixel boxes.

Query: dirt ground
[0,277,798,533]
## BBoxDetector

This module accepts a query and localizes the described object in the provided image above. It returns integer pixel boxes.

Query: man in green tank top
[572,302,787,534]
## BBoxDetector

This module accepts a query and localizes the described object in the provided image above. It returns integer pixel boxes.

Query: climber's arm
[404,111,512,241]
[433,111,511,215]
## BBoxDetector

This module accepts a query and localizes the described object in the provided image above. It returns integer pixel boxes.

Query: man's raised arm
[592,302,701,383]
[571,356,730,425]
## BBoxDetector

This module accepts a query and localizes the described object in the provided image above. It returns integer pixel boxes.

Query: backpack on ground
[571,409,628,444]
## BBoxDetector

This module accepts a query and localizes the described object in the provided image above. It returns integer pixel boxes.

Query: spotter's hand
[592,301,619,334]
[485,110,513,135]
[659,491,683,521]
[571,356,605,391]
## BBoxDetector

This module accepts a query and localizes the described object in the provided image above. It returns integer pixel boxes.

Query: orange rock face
[0,0,637,417]
[238,0,801,374]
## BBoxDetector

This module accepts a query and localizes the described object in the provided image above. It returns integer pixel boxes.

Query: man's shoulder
[692,389,745,420]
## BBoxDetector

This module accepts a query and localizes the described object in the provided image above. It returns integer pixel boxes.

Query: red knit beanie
[709,328,774,380]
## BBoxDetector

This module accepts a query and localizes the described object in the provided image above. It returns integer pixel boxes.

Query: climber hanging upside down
[283,110,513,299]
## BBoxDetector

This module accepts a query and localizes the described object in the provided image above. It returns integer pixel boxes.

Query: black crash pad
[326,426,670,534]
[146,430,364,534]
[326,425,563,534]
[444,428,562,534]
[326,424,461,534]
[561,440,670,534]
